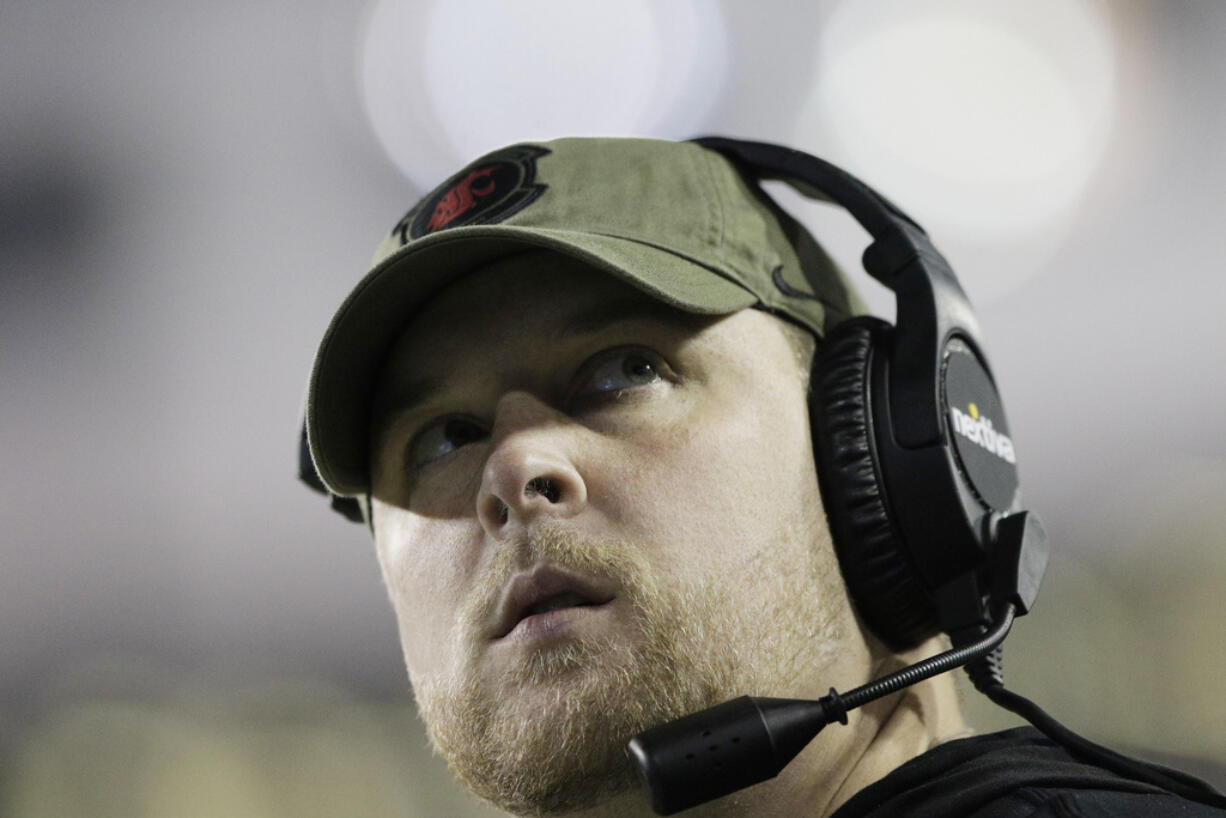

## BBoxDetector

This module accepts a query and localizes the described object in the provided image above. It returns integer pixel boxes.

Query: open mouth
[494,568,616,640]
[502,591,612,638]
[523,591,600,619]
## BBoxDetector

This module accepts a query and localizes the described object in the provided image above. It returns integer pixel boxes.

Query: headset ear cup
[811,317,940,650]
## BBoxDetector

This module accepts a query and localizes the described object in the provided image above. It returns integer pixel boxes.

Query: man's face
[368,251,873,815]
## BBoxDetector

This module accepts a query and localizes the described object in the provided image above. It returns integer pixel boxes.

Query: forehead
[370,251,721,412]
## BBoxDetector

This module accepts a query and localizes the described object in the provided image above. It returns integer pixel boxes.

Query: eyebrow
[371,294,717,436]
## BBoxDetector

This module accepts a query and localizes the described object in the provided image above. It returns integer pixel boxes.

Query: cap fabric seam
[697,146,727,261]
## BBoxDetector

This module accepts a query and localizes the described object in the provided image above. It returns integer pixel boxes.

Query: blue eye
[408,415,486,468]
[575,349,662,397]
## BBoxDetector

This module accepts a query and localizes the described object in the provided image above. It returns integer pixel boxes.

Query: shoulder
[830,727,1226,818]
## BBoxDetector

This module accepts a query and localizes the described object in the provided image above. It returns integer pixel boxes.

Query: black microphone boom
[626,607,1018,815]
[627,696,830,816]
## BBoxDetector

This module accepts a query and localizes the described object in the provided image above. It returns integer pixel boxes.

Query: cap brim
[306,225,759,496]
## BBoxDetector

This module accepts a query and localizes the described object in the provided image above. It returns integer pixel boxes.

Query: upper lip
[490,563,616,639]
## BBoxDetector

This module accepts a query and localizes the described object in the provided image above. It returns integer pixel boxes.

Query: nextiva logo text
[949,403,1016,464]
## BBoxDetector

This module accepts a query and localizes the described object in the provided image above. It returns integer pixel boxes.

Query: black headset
[693,136,1030,653]
[299,137,1226,815]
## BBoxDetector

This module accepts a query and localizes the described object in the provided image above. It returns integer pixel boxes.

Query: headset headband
[691,136,986,449]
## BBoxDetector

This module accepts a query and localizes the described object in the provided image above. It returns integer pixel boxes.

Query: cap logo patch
[425,166,498,232]
[392,144,551,245]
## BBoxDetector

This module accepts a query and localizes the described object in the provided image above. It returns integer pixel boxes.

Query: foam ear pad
[811,317,940,650]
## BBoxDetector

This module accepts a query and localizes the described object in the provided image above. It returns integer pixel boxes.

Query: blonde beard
[412,519,848,817]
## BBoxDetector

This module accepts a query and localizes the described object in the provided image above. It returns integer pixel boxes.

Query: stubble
[412,518,847,816]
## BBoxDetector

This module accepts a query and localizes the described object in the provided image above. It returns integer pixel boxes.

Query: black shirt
[831,727,1226,817]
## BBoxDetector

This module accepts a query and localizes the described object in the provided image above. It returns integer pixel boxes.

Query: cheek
[598,380,820,575]
[372,501,475,677]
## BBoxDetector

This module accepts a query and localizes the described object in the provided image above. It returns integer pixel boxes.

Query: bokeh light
[792,0,1117,302]
[360,0,728,189]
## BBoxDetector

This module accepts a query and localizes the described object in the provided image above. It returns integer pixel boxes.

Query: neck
[822,640,971,815]
[549,636,968,818]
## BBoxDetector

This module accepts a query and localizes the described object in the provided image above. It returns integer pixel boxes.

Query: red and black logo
[391,144,551,245]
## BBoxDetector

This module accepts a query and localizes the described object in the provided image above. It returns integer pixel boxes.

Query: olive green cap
[306,136,862,497]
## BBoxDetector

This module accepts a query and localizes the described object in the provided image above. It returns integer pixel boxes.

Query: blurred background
[2,0,1224,814]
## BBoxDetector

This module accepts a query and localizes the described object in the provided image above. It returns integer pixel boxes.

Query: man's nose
[476,393,588,536]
